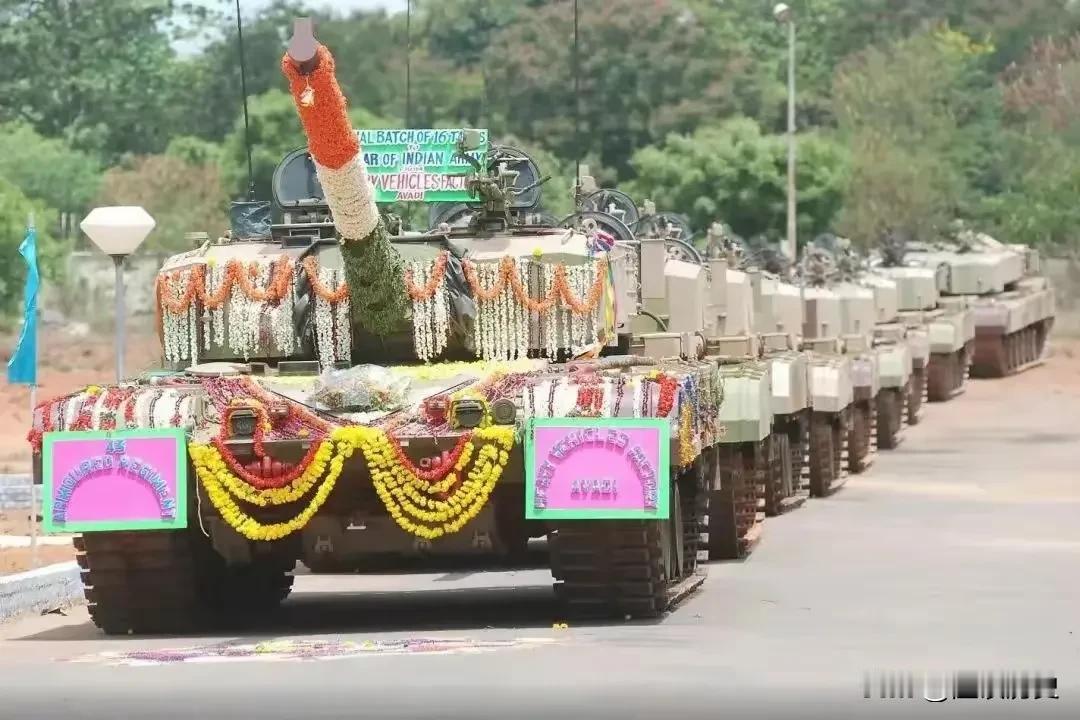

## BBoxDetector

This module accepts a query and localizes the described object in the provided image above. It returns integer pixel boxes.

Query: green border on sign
[524,417,671,521]
[41,428,189,534]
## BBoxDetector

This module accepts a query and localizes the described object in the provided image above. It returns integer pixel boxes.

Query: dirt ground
[0,328,162,474]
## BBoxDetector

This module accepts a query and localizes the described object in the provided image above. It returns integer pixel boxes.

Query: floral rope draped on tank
[281,44,408,337]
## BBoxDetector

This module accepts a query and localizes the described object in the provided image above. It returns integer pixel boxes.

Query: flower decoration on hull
[191,425,516,542]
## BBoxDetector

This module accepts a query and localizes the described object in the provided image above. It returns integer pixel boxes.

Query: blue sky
[178,0,409,54]
[228,0,406,15]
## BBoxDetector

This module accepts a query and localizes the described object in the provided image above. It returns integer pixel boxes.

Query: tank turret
[153,24,630,373]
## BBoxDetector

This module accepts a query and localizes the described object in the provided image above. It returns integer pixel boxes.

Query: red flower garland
[574,382,604,416]
[123,391,138,429]
[210,435,326,491]
[388,432,472,484]
[98,387,128,431]
[655,374,678,418]
[71,393,98,432]
[222,403,272,458]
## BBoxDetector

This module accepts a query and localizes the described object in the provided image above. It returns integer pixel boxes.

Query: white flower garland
[313,155,379,241]
[211,264,226,348]
[315,266,337,370]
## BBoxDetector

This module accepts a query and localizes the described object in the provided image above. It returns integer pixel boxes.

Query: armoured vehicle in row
[900,225,1054,379]
[608,207,771,562]
[873,229,975,401]
[815,235,914,449]
[796,244,857,494]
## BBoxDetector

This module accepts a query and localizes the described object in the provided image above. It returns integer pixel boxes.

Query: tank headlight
[490,398,517,425]
[451,399,486,429]
[228,408,258,438]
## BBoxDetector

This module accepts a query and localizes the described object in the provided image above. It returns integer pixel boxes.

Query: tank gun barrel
[281,18,408,337]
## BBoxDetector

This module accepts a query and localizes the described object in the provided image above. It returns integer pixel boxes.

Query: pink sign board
[525,418,670,520]
[41,429,188,533]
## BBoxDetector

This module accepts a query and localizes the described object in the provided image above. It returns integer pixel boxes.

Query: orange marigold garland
[280,45,357,171]
[463,256,610,360]
[405,251,449,301]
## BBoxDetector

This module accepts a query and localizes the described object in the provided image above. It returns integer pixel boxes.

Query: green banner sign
[359,129,488,204]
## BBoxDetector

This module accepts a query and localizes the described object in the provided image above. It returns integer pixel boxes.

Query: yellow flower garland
[194,441,347,542]
[191,425,516,542]
[678,410,695,468]
[189,440,336,507]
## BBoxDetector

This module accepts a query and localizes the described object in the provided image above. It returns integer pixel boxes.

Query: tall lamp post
[80,207,156,384]
[774,3,797,264]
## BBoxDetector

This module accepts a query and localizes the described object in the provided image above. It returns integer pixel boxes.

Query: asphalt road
[1,365,1078,719]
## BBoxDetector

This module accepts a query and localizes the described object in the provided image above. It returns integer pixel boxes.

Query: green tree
[0,122,102,221]
[832,29,996,247]
[484,0,743,177]
[166,136,224,167]
[0,0,192,160]
[220,89,401,202]
[625,117,848,242]
[0,179,61,319]
[96,155,229,253]
[166,1,317,142]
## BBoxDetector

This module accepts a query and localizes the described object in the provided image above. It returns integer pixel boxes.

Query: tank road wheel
[847,400,874,474]
[764,432,802,516]
[809,413,837,498]
[876,388,904,450]
[706,447,743,560]
[907,367,925,425]
[972,333,1007,378]
[76,527,295,635]
[1035,319,1050,359]
[928,353,955,400]
[550,462,705,620]
[705,444,765,560]
[790,413,811,500]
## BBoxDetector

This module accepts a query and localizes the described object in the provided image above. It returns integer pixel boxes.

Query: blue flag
[7,225,39,386]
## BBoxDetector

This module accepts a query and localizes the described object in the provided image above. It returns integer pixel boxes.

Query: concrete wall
[0,475,31,511]
[0,562,83,622]
[41,251,170,330]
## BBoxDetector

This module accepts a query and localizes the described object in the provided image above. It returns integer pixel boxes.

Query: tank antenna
[235,0,255,200]
[405,0,413,127]
[572,0,581,205]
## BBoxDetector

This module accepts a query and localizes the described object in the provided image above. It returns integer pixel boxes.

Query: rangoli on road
[66,636,558,666]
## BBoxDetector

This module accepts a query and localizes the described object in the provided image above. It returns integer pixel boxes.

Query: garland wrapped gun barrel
[281,43,408,337]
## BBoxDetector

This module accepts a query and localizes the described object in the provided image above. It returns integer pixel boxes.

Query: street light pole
[784,12,797,265]
[112,255,126,384]
[80,206,155,383]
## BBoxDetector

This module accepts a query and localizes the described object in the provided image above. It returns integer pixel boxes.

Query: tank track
[907,366,926,425]
[927,345,971,402]
[550,460,706,620]
[75,528,294,635]
[705,444,766,560]
[970,319,1051,378]
[809,410,848,498]
[764,416,809,516]
[847,397,876,474]
[876,386,905,450]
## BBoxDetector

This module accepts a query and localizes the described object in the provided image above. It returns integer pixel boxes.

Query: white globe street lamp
[80,206,156,383]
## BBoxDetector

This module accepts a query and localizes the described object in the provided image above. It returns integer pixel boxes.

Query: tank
[820,234,915,446]
[606,207,770,561]
[27,24,738,633]
[716,229,811,520]
[874,227,978,401]
[796,243,857,495]
[901,224,1054,378]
